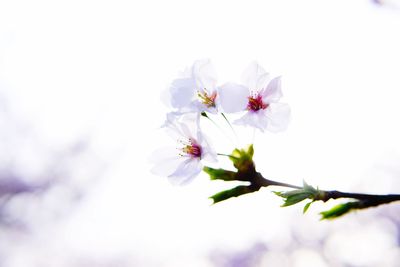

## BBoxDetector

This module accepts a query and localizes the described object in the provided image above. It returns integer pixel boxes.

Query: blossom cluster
[151,60,290,185]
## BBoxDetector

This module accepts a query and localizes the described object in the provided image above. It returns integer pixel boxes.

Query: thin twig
[255,173,400,204]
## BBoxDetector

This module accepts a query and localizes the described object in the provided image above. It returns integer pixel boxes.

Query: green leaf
[303,201,313,213]
[273,191,284,197]
[274,180,320,208]
[320,202,361,220]
[277,189,310,198]
[210,185,257,204]
[282,193,311,207]
[303,180,315,192]
[203,167,237,181]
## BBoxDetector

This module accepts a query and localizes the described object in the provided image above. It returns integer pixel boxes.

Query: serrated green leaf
[303,180,314,191]
[278,189,309,198]
[303,181,318,194]
[275,181,321,208]
[282,193,312,206]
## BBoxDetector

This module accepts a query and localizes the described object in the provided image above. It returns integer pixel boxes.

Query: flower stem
[202,112,236,145]
[221,113,238,141]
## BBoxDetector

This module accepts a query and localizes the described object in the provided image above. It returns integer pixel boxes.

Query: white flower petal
[150,147,183,177]
[198,133,218,163]
[234,111,268,132]
[262,76,283,103]
[153,105,215,184]
[264,103,291,132]
[218,83,249,113]
[168,158,203,185]
[202,148,218,163]
[192,59,217,90]
[179,112,200,137]
[162,111,181,127]
[163,112,200,140]
[234,103,290,133]
[163,112,185,140]
[169,78,196,110]
[203,105,218,114]
[241,62,270,90]
[166,60,219,114]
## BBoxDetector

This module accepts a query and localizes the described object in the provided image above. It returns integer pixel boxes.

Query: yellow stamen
[197,89,217,108]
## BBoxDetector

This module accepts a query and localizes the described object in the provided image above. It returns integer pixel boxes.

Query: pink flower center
[180,138,202,158]
[198,90,217,108]
[247,94,268,112]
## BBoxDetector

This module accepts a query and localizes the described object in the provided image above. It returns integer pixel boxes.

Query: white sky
[1,0,400,266]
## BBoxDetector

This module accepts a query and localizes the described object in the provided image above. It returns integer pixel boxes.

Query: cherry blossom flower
[218,63,290,132]
[151,113,217,185]
[163,59,219,114]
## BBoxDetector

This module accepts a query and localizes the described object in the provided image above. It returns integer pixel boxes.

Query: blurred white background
[1,0,400,266]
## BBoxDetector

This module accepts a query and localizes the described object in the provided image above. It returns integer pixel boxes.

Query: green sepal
[206,145,259,203]
[229,144,255,174]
